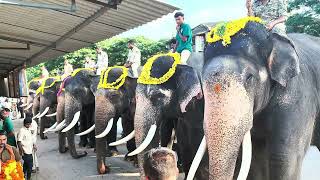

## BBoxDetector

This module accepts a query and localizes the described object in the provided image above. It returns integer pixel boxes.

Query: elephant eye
[246,74,254,82]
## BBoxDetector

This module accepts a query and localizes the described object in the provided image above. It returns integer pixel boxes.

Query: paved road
[12,119,320,180]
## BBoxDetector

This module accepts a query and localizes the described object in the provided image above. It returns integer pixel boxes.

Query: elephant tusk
[62,111,81,133]
[24,103,33,111]
[95,118,114,139]
[109,130,135,146]
[76,124,95,136]
[237,130,252,180]
[46,112,57,117]
[37,107,50,118]
[127,124,157,156]
[52,119,66,132]
[32,112,40,120]
[186,136,207,180]
[44,122,58,133]
[20,103,28,107]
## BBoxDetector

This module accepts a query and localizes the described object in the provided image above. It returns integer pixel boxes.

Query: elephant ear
[267,33,300,87]
[175,65,202,113]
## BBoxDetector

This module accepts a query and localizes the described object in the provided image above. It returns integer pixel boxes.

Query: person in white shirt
[40,66,49,79]
[17,116,37,180]
[63,59,74,76]
[84,57,96,69]
[96,47,108,75]
[30,118,39,172]
[125,40,141,78]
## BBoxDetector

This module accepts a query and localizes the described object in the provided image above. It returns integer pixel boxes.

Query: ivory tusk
[44,122,58,133]
[76,124,95,136]
[37,107,50,118]
[32,112,40,120]
[52,119,66,132]
[237,130,252,180]
[61,111,81,133]
[109,130,135,146]
[24,103,33,111]
[46,112,57,117]
[95,119,114,138]
[186,136,207,180]
[128,124,157,156]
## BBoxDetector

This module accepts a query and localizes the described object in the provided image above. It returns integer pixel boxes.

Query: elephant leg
[79,113,88,147]
[106,116,118,155]
[268,109,314,180]
[59,132,68,153]
[122,115,137,162]
[160,118,174,147]
[87,105,96,149]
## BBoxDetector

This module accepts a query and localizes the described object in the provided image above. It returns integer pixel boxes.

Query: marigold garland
[71,68,94,77]
[36,76,61,95]
[138,53,181,85]
[0,160,24,180]
[206,16,263,46]
[97,66,128,90]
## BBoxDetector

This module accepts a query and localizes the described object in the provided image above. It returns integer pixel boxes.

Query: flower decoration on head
[206,16,263,46]
[138,52,181,85]
[98,66,128,90]
[71,68,94,77]
[35,76,61,95]
[0,160,24,180]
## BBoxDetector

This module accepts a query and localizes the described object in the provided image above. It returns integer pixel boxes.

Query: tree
[286,0,320,36]
[26,36,168,81]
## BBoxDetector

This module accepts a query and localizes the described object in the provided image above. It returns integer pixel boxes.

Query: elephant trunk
[132,94,160,178]
[57,94,67,153]
[203,74,253,180]
[39,99,51,139]
[64,93,87,159]
[95,96,116,174]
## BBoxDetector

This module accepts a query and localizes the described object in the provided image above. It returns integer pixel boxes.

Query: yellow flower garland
[71,68,94,77]
[1,160,24,180]
[36,76,61,95]
[138,52,181,85]
[97,66,128,90]
[206,16,263,46]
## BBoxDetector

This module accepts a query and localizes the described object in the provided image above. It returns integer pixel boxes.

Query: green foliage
[26,36,168,81]
[286,0,320,36]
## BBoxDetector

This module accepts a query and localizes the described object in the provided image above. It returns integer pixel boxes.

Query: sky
[118,0,247,40]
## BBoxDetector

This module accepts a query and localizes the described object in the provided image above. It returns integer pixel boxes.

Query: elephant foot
[98,164,110,174]
[72,151,88,159]
[40,135,48,140]
[124,154,136,162]
[59,147,69,153]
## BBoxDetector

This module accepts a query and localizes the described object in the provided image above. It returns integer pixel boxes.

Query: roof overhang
[0,0,178,76]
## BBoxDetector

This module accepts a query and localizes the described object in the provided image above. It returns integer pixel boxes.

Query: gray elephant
[190,20,320,180]
[22,79,42,119]
[89,67,137,174]
[61,69,118,159]
[125,54,208,179]
[36,77,61,139]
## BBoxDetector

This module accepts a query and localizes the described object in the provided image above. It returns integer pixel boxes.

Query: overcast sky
[118,0,247,40]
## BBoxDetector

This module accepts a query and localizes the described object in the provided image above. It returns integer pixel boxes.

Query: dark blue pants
[23,154,33,180]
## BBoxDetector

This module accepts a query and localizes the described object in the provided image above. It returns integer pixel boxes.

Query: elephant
[89,67,137,174]
[61,69,118,159]
[191,20,320,180]
[37,77,61,139]
[125,54,209,179]
[23,79,42,118]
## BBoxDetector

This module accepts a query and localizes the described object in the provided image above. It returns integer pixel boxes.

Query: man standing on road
[17,116,36,180]
[124,40,141,78]
[96,47,109,75]
[0,130,22,167]
[173,12,193,64]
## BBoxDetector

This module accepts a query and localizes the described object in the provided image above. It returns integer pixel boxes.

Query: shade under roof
[0,0,178,76]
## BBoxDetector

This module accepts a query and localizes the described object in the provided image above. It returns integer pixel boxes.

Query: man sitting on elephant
[125,40,141,78]
[173,12,193,64]
[246,0,288,37]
